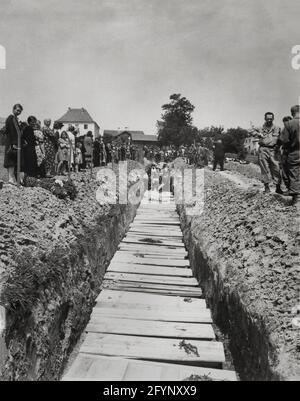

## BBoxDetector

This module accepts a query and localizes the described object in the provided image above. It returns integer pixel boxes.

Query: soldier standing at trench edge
[250,112,282,194]
[280,104,300,204]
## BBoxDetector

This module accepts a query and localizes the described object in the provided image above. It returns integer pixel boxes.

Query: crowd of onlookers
[0,104,215,186]
[0,104,141,184]
[1,103,299,204]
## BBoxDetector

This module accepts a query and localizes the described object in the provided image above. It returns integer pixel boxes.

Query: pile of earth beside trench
[177,168,299,381]
[0,166,140,381]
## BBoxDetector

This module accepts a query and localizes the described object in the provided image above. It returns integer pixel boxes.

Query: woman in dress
[84,131,93,169]
[3,104,23,184]
[42,119,57,177]
[56,131,70,175]
[22,116,38,177]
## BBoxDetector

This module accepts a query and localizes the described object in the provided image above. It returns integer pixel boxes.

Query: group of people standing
[2,104,97,184]
[143,143,212,168]
[250,105,299,202]
[95,141,142,166]
[3,104,57,184]
[3,103,299,202]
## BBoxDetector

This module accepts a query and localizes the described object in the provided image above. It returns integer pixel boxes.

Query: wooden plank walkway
[63,192,237,381]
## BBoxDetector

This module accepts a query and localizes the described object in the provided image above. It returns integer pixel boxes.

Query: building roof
[104,130,144,137]
[103,130,157,142]
[135,134,157,142]
[56,108,99,127]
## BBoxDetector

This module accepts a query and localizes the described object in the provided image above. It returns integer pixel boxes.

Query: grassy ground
[0,146,6,181]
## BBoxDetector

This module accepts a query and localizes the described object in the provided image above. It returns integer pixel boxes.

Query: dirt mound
[0,168,139,380]
[179,169,299,380]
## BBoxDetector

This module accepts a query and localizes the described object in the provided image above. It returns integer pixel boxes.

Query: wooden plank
[103,280,202,295]
[129,227,183,234]
[130,221,181,226]
[122,238,185,248]
[136,210,178,215]
[90,306,211,323]
[63,354,237,381]
[128,231,183,238]
[118,244,187,254]
[62,354,129,381]
[86,318,215,340]
[117,252,187,260]
[111,255,189,267]
[130,224,180,228]
[105,272,199,287]
[112,254,188,263]
[96,289,204,306]
[133,218,180,223]
[94,301,207,315]
[80,334,225,367]
[135,216,179,219]
[136,211,176,214]
[107,263,193,277]
[126,233,183,241]
[104,286,202,297]
[116,252,187,261]
[119,243,186,252]
[95,296,207,311]
[125,237,183,245]
[139,205,175,209]
[130,222,182,228]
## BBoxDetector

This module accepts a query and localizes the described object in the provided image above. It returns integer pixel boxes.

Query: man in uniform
[280,105,300,203]
[250,112,282,194]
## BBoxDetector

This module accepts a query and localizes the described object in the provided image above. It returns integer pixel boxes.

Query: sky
[0,0,299,134]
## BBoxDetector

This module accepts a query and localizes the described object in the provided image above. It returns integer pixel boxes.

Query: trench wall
[177,169,299,381]
[0,170,139,381]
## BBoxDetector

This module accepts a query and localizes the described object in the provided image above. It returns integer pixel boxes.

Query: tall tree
[157,94,196,146]
[223,127,248,159]
[197,126,224,140]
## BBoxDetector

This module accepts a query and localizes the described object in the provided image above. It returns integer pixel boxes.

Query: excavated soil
[0,164,141,381]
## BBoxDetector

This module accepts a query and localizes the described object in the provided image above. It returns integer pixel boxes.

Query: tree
[157,94,196,146]
[197,126,224,140]
[223,127,248,159]
[197,126,248,158]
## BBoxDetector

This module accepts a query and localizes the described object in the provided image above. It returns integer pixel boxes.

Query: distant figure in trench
[212,135,225,171]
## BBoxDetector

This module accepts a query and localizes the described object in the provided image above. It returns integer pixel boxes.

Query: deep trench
[1,201,139,381]
[2,193,278,381]
[177,205,284,381]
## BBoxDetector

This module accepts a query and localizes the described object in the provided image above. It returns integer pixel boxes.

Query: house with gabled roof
[56,108,100,138]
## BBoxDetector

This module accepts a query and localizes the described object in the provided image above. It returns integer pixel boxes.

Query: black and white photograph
[0,0,299,384]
